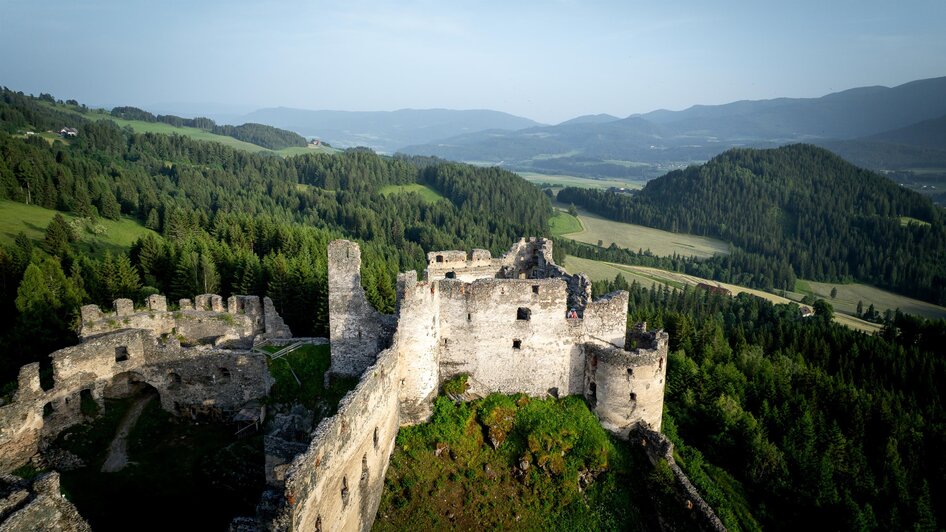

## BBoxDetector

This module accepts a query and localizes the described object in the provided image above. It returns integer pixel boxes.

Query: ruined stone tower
[327,240,396,378]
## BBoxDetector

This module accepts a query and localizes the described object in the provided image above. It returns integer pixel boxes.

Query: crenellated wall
[0,295,282,474]
[78,294,290,348]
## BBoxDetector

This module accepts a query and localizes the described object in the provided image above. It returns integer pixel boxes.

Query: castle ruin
[272,238,668,531]
[0,238,674,531]
[0,294,291,529]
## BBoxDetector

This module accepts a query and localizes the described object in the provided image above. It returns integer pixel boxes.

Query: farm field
[517,172,645,190]
[378,183,447,204]
[557,205,730,259]
[790,279,946,321]
[0,200,156,256]
[564,255,882,333]
[548,211,583,235]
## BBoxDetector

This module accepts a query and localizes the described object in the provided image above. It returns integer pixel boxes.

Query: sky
[1,0,945,124]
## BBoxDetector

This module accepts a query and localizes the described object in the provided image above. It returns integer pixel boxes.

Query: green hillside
[21,98,337,156]
[0,200,156,256]
[559,144,946,305]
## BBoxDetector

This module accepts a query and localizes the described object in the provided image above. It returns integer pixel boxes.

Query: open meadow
[790,279,946,321]
[517,172,644,190]
[555,205,730,259]
[378,183,447,204]
[564,255,883,333]
[37,102,339,157]
[0,200,156,256]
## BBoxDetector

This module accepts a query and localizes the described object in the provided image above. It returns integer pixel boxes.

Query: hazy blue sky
[2,0,944,123]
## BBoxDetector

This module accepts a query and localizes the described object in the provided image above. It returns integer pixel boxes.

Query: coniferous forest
[1,89,944,529]
[558,145,946,303]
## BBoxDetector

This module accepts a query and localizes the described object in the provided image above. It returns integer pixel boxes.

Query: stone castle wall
[436,278,585,397]
[275,345,401,532]
[79,294,291,349]
[328,241,396,378]
[327,238,667,436]
[0,294,282,474]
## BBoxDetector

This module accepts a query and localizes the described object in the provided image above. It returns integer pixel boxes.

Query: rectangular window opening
[513,339,522,349]
[532,285,539,294]
[115,346,129,362]
[517,307,531,321]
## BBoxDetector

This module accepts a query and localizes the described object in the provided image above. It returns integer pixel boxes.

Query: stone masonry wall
[437,278,585,397]
[0,328,272,474]
[584,330,669,436]
[392,274,441,425]
[274,346,400,532]
[78,294,286,349]
[328,241,396,378]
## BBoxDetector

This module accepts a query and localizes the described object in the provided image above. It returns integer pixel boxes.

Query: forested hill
[558,144,946,304]
[0,89,551,381]
[110,105,307,150]
[0,89,306,150]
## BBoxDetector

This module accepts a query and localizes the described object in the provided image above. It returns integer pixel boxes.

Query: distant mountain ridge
[219,107,543,154]
[401,76,946,179]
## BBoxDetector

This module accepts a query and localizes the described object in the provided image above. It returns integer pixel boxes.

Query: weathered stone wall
[437,278,584,397]
[275,346,400,532]
[425,249,497,282]
[0,366,44,472]
[0,329,273,474]
[0,472,90,531]
[78,294,284,348]
[328,241,396,378]
[584,330,668,436]
[393,274,440,425]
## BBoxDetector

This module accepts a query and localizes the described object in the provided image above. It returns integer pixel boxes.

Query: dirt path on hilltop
[101,393,155,473]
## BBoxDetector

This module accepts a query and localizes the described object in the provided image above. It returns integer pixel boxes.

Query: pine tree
[42,213,76,257]
[99,189,121,220]
[198,252,220,294]
[145,208,161,231]
[99,252,141,301]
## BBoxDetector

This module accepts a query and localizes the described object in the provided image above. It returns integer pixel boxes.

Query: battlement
[79,294,291,347]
